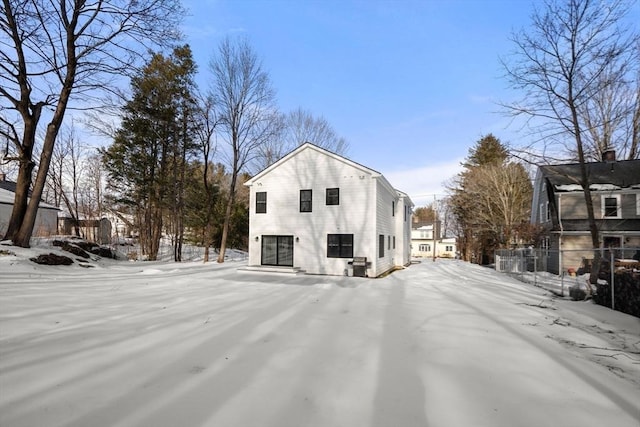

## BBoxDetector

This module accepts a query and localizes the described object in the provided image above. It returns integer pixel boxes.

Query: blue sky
[180,0,549,206]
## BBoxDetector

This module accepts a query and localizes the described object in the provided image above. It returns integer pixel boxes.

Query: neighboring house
[530,156,640,274]
[244,143,414,277]
[0,174,60,238]
[411,221,457,258]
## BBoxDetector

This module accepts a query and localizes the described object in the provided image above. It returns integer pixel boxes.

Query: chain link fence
[495,247,640,315]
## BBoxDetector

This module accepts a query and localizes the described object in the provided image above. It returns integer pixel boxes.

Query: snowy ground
[1,243,639,427]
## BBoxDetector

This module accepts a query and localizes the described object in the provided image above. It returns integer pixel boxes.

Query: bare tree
[46,124,85,236]
[193,94,220,262]
[208,37,280,263]
[256,108,348,171]
[0,0,182,247]
[501,0,638,282]
[82,153,105,220]
[580,48,640,160]
[465,163,533,248]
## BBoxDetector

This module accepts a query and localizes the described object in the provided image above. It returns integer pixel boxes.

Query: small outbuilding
[0,174,60,238]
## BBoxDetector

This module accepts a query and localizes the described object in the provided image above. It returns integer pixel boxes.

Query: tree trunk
[571,104,601,287]
[13,121,63,246]
[217,189,235,263]
[217,147,239,263]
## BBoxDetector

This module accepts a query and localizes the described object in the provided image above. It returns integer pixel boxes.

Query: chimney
[603,148,616,163]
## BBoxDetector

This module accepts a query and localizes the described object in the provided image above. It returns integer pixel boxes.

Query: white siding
[374,179,396,276]
[246,143,413,277]
[247,146,376,275]
[395,194,413,265]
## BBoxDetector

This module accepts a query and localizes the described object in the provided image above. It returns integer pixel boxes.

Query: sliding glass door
[261,235,294,267]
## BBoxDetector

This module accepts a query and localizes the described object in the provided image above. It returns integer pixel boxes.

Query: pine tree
[102,46,198,261]
[449,134,532,263]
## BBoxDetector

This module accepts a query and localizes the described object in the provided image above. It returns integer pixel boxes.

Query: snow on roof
[0,188,59,210]
[555,183,623,192]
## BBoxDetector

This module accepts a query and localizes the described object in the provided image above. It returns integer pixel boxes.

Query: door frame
[261,235,294,267]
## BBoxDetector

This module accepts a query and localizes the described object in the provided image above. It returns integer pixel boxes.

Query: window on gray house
[256,192,267,213]
[379,234,385,258]
[603,196,619,218]
[300,189,312,212]
[326,188,339,205]
[327,234,353,258]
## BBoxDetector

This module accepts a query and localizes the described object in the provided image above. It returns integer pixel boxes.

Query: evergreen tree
[102,46,198,261]
[449,134,532,263]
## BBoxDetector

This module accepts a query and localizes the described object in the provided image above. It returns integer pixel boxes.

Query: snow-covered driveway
[1,257,639,427]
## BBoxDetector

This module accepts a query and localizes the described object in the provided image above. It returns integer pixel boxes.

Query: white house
[244,143,414,277]
[411,222,457,259]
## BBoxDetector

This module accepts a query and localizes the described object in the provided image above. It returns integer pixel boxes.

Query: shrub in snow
[593,272,640,318]
[30,253,74,265]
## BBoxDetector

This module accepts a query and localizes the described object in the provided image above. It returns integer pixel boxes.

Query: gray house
[530,157,640,274]
[0,174,60,238]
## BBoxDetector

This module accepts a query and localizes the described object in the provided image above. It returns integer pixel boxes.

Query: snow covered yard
[1,248,639,427]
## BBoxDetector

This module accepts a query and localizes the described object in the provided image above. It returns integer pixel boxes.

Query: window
[326,188,339,205]
[392,201,395,216]
[300,189,312,212]
[404,206,408,221]
[393,236,396,249]
[256,192,267,214]
[637,194,640,215]
[419,244,430,252]
[379,234,385,257]
[445,245,453,252]
[388,235,391,250]
[327,234,353,258]
[539,202,550,222]
[602,195,620,218]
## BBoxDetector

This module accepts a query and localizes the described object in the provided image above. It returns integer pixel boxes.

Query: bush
[30,253,74,265]
[593,271,640,318]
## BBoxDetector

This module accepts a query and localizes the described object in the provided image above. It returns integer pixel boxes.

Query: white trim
[601,194,621,219]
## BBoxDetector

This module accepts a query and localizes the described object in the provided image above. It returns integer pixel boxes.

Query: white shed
[244,143,413,277]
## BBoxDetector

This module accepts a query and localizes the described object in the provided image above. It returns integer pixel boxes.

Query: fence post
[560,248,564,297]
[610,250,615,311]
[533,250,537,287]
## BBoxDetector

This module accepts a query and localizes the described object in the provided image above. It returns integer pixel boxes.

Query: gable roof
[245,142,383,185]
[0,188,59,210]
[539,159,640,190]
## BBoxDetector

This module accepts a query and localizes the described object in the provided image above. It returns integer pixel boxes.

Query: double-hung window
[327,234,353,258]
[326,188,339,205]
[602,195,621,218]
[379,234,385,258]
[300,189,312,212]
[256,192,267,214]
